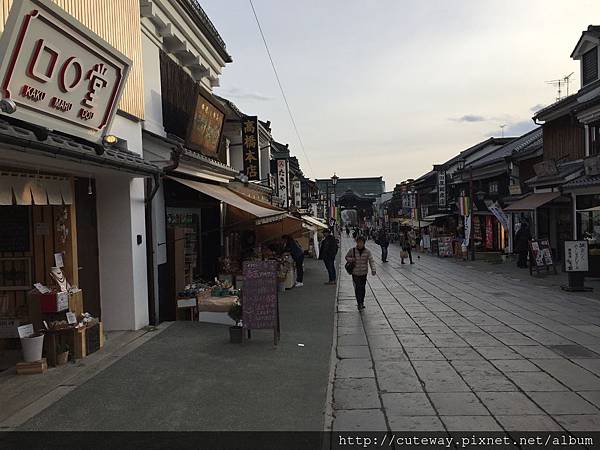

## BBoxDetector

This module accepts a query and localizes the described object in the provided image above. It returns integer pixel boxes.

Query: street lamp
[331,173,339,229]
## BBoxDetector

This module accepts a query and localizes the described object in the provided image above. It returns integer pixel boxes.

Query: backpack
[345,249,356,275]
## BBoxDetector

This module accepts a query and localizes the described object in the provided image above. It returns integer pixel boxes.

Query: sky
[202,0,600,189]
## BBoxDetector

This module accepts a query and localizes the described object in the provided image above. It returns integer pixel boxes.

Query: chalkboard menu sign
[438,236,453,257]
[0,206,30,252]
[242,260,279,344]
[530,239,553,267]
[529,239,556,276]
[565,240,589,272]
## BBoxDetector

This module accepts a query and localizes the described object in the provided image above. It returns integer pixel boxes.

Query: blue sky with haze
[202,0,600,188]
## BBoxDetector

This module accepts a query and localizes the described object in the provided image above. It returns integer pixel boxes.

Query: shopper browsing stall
[283,235,305,287]
[319,229,338,284]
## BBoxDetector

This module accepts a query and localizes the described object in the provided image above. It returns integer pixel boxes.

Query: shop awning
[167,177,285,224]
[423,213,451,220]
[400,218,432,228]
[504,192,561,211]
[301,215,328,230]
[254,214,305,243]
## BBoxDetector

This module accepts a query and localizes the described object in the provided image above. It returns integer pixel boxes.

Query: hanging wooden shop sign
[241,116,260,181]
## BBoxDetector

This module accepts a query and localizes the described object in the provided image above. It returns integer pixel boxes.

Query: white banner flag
[464,214,472,247]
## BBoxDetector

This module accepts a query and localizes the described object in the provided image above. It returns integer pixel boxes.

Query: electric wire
[248,0,314,177]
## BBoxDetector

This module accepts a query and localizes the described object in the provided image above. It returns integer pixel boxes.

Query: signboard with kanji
[438,170,446,207]
[565,240,589,272]
[241,116,260,180]
[277,159,288,207]
[0,0,131,143]
[186,91,225,157]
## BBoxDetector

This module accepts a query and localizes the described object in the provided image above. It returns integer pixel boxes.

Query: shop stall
[163,176,310,323]
[0,172,102,371]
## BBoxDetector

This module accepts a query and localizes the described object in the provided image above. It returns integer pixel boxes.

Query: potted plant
[56,342,70,366]
[227,298,243,344]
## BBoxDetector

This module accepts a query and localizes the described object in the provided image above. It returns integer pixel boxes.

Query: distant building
[315,177,385,200]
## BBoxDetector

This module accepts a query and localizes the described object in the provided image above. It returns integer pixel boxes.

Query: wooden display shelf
[43,321,104,366]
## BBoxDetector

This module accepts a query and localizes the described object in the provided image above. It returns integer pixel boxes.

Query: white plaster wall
[108,115,144,156]
[230,146,244,173]
[96,175,135,330]
[130,177,150,329]
[260,144,270,182]
[96,175,149,330]
[141,32,166,136]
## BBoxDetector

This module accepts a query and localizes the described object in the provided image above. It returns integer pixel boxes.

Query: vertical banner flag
[458,196,471,216]
[486,200,509,230]
[464,214,472,247]
[242,116,260,180]
[485,216,494,249]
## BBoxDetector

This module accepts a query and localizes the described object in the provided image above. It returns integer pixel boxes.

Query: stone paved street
[332,235,600,432]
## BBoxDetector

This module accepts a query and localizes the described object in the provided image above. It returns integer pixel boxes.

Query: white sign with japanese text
[276,159,288,207]
[0,0,131,143]
[293,179,302,207]
[565,240,589,272]
[438,171,446,207]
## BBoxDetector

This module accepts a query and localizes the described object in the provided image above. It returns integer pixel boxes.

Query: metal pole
[326,184,330,223]
[470,166,475,261]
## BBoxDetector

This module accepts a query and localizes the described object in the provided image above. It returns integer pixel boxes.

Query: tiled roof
[181,148,238,175]
[214,95,245,119]
[443,137,515,167]
[563,173,600,189]
[532,94,578,120]
[525,160,583,186]
[470,128,542,168]
[180,0,232,63]
[0,119,161,175]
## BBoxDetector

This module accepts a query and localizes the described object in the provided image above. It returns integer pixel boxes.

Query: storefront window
[576,194,600,243]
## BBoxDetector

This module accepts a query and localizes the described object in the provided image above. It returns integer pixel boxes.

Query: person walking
[376,228,390,263]
[319,229,338,284]
[345,226,350,237]
[345,236,376,310]
[283,235,305,287]
[515,221,531,268]
[400,228,414,264]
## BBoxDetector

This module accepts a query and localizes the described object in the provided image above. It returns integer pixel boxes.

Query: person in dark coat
[345,226,350,237]
[283,235,305,287]
[515,222,531,268]
[319,229,338,284]
[376,228,390,263]
[400,228,414,264]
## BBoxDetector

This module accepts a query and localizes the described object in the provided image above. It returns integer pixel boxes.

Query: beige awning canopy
[505,192,560,211]
[301,215,328,230]
[167,176,285,224]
